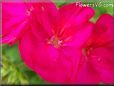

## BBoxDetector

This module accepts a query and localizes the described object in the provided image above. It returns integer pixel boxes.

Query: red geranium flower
[76,14,114,84]
[18,2,94,83]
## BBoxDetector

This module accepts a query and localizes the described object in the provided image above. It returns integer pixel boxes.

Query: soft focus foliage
[1,0,113,84]
[2,44,44,84]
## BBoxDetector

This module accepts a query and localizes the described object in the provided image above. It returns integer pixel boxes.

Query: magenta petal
[90,47,114,84]
[59,3,94,29]
[33,46,82,83]
[57,3,94,39]
[2,21,28,45]
[59,46,82,82]
[31,2,59,37]
[31,46,82,83]
[2,3,29,44]
[76,59,101,84]
[59,2,82,22]
[19,31,37,70]
[93,14,114,46]
[64,22,93,47]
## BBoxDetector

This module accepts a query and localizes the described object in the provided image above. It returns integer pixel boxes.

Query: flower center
[82,47,93,58]
[82,47,102,62]
[48,36,63,48]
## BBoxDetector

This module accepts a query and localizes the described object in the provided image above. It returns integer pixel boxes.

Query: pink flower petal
[19,31,37,70]
[93,14,114,46]
[90,47,114,84]
[2,3,29,44]
[57,2,94,37]
[2,21,28,45]
[31,2,59,38]
[33,46,82,83]
[63,22,94,47]
[76,58,101,84]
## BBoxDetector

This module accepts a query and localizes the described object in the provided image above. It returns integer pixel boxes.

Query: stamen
[48,36,63,48]
[82,47,94,60]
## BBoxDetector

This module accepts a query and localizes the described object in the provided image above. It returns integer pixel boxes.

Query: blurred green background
[1,0,113,85]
